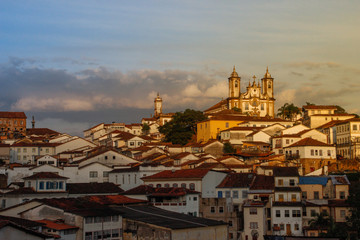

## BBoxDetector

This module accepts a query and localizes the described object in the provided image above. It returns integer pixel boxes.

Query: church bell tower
[154,93,163,118]
[228,66,241,109]
[261,67,274,99]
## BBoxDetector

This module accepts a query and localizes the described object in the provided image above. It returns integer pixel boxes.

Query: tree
[277,103,301,121]
[158,109,207,145]
[308,212,331,235]
[223,142,236,154]
[142,123,150,135]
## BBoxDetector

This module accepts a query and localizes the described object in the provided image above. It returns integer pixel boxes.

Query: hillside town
[0,67,359,240]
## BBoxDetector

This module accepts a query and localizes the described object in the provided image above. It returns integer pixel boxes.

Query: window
[250,222,258,229]
[278,179,283,186]
[105,156,108,160]
[229,220,233,227]
[289,179,295,186]
[340,210,346,218]
[280,224,284,231]
[45,148,49,153]
[59,181,63,189]
[311,209,316,217]
[156,184,162,188]
[32,148,36,153]
[103,171,109,177]
[285,210,289,217]
[311,149,314,156]
[219,206,224,213]
[319,150,323,156]
[189,183,195,190]
[291,194,297,202]
[89,171,98,178]
[233,190,239,198]
[286,139,290,144]
[164,183,170,188]
[276,210,281,217]
[354,124,358,131]
[278,194,284,202]
[245,103,249,110]
[242,190,248,198]
[292,210,301,217]
[17,148,21,153]
[314,191,319,200]
[85,217,93,224]
[340,191,345,199]
[112,229,120,238]
[218,191,223,198]
[225,191,231,198]
[250,208,257,215]
[112,215,119,222]
[193,197,197,201]
[173,183,178,187]
[225,122,229,128]
[39,181,44,190]
[261,103,264,110]
[294,224,299,231]
[210,207,215,213]
[181,183,186,188]
[302,191,307,199]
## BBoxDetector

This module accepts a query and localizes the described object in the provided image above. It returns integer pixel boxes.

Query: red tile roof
[303,105,337,110]
[67,182,123,194]
[84,195,147,205]
[250,175,275,190]
[23,172,68,180]
[142,169,210,180]
[285,138,331,148]
[203,100,227,112]
[26,128,59,136]
[0,112,27,119]
[36,219,78,230]
[217,173,255,188]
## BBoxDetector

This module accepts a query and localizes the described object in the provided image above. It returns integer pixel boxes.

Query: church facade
[204,67,275,117]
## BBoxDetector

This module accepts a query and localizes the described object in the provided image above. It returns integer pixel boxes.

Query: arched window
[181,183,186,189]
[173,183,178,188]
[156,184,161,188]
[189,183,195,190]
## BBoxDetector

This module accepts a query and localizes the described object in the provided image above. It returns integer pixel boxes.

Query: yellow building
[196,114,291,142]
[197,115,247,143]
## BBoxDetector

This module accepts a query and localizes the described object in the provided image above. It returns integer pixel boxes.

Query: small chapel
[204,67,276,118]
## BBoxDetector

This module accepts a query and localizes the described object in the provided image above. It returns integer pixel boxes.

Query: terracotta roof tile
[0,112,27,118]
[36,219,78,230]
[285,138,331,148]
[142,169,210,180]
[217,173,255,188]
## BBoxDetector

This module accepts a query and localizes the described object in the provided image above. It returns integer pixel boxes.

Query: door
[286,224,291,235]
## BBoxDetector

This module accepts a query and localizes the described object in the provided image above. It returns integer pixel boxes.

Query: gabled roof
[204,99,227,112]
[67,183,124,194]
[26,128,59,136]
[23,172,68,180]
[113,205,226,229]
[141,169,210,180]
[0,215,45,228]
[0,112,27,118]
[217,173,255,188]
[0,220,51,238]
[329,175,350,185]
[249,175,274,190]
[36,219,78,230]
[122,184,156,195]
[285,138,331,148]
[273,167,299,177]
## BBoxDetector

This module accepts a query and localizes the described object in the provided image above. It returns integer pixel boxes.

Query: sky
[1,1,360,135]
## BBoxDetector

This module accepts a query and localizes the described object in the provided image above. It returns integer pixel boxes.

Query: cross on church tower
[252,75,256,81]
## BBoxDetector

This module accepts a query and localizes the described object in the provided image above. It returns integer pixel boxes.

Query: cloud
[285,61,341,70]
[1,59,228,113]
